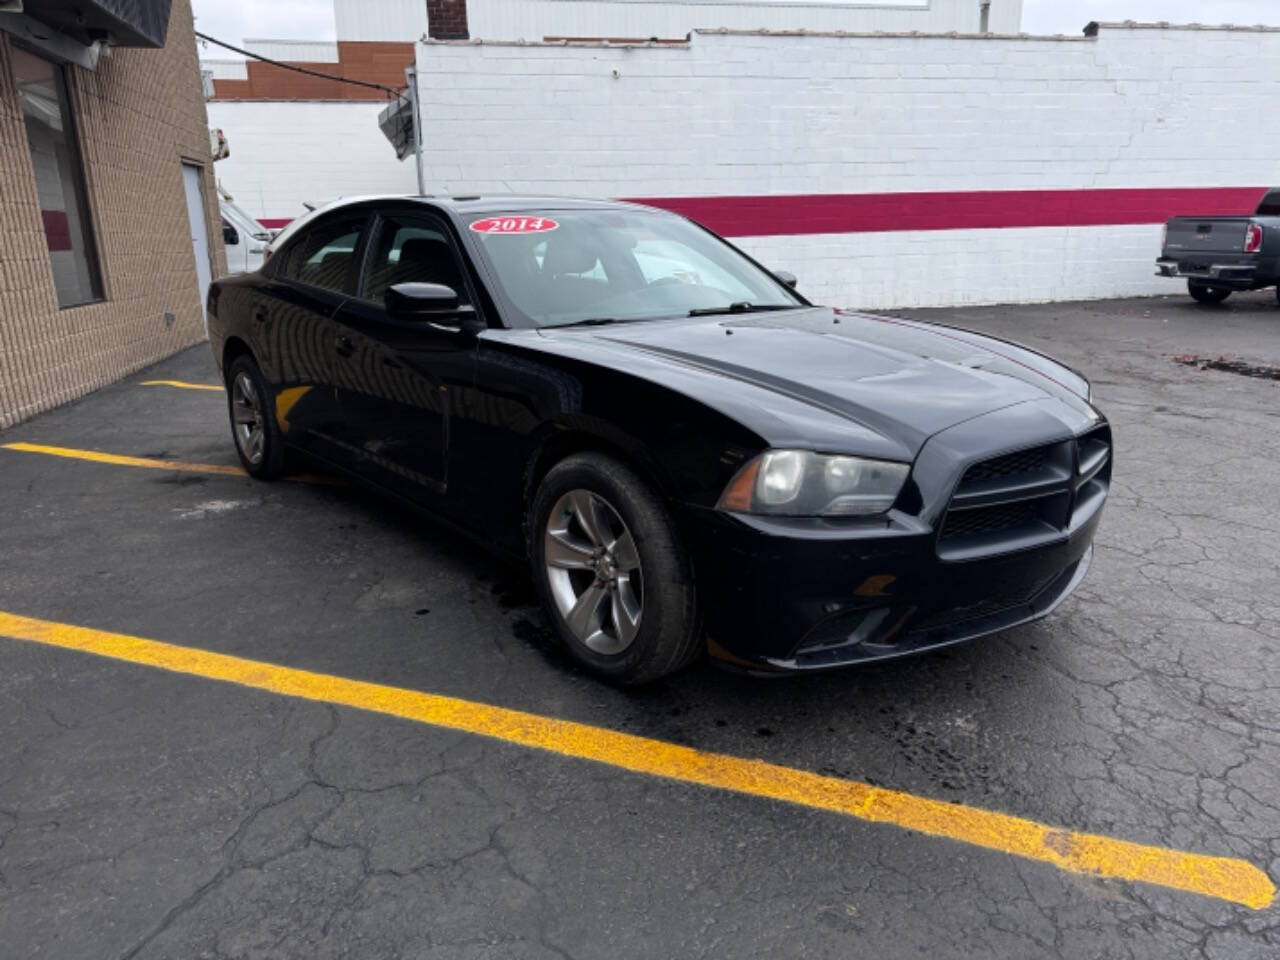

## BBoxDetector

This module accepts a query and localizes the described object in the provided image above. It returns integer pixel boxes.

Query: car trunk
[1164,217,1251,257]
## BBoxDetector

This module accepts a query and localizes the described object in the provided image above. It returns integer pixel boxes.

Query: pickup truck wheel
[1188,281,1232,304]
[530,453,701,685]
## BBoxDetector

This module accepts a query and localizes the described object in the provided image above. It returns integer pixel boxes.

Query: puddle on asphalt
[1171,354,1280,380]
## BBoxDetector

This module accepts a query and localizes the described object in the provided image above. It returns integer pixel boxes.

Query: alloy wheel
[231,371,266,466]
[543,489,643,655]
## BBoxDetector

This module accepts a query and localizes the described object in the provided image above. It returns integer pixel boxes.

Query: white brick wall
[206,101,415,222]
[412,27,1280,196]
[335,0,429,42]
[465,0,1025,42]
[242,39,340,62]
[202,59,248,80]
[403,25,1280,307]
[737,224,1167,311]
[206,24,1280,309]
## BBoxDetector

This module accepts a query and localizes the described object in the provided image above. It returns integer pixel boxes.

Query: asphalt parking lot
[2,290,1279,959]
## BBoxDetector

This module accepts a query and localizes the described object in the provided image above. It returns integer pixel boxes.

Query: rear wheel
[529,453,700,685]
[1188,280,1232,304]
[226,354,286,480]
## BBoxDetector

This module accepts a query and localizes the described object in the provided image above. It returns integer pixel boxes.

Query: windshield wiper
[552,304,797,327]
[687,302,796,317]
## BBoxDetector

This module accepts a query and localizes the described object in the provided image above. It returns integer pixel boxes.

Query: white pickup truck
[219,197,272,275]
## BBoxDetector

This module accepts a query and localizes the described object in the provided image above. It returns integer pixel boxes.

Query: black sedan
[207,195,1110,684]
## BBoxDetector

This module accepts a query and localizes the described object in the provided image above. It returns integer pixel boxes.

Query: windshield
[222,200,268,240]
[467,209,803,327]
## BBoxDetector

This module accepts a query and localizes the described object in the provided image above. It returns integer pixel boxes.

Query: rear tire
[226,354,286,480]
[529,452,700,685]
[1188,280,1232,304]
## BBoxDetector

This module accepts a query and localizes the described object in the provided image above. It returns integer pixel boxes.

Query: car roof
[429,195,651,215]
[299,194,659,218]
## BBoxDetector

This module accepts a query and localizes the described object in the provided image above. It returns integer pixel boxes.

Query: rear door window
[280,217,365,294]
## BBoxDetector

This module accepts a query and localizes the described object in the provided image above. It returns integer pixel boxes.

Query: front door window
[362,218,470,305]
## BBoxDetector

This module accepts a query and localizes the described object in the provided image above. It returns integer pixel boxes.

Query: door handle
[335,334,354,358]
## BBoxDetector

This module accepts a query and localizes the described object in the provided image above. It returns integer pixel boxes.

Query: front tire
[226,354,286,480]
[529,453,700,685]
[1188,280,1232,304]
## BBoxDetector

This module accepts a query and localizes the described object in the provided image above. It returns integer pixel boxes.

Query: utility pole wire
[194,30,403,96]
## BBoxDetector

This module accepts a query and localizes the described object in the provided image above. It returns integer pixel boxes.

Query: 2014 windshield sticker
[470,216,559,235]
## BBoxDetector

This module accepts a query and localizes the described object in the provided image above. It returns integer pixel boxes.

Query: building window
[11,45,103,308]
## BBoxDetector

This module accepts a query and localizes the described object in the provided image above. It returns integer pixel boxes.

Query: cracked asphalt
[1,289,1279,958]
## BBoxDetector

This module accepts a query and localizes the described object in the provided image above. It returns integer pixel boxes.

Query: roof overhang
[3,0,172,48]
[0,11,101,68]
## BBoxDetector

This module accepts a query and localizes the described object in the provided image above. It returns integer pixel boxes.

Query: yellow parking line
[2,442,245,476]
[0,442,345,488]
[140,380,223,392]
[0,442,343,486]
[0,609,1270,910]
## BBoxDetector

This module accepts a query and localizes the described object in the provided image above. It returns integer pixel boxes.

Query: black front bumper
[684,401,1109,673]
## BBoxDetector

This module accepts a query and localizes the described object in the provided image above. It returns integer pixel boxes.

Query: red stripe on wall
[623,187,1270,237]
[40,209,72,252]
[256,187,1269,238]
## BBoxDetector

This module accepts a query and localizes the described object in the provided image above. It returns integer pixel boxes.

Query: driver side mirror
[222,224,240,246]
[774,270,798,289]
[385,282,477,328]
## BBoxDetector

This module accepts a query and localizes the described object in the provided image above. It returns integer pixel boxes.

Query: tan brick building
[0,0,223,429]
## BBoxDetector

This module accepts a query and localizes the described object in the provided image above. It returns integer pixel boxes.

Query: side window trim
[348,212,376,297]
[354,213,389,303]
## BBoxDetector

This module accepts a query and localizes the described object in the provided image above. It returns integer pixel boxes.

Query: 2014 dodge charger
[207,195,1110,684]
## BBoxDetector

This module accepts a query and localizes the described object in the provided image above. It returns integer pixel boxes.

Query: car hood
[526,307,1095,458]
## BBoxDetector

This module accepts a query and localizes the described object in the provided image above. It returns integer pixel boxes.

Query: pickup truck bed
[1157,189,1280,304]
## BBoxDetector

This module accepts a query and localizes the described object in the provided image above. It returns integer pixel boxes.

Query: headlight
[717,450,910,517]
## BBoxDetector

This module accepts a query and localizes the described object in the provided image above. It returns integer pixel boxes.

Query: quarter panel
[213,272,347,450]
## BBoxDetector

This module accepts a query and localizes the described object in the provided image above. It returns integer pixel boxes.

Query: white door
[181,162,213,331]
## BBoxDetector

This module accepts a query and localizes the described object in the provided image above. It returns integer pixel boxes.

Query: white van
[219,198,272,275]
